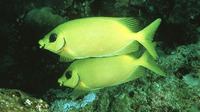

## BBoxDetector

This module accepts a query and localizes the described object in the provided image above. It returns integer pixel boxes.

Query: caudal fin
[135,18,161,59]
[138,50,166,76]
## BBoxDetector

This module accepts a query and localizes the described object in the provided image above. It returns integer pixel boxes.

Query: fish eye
[49,33,57,43]
[65,71,72,79]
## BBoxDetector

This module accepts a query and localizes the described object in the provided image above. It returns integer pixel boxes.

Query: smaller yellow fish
[39,17,161,62]
[58,51,166,99]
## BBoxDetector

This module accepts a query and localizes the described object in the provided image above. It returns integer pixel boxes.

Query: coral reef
[50,92,95,111]
[23,7,67,36]
[0,88,50,112]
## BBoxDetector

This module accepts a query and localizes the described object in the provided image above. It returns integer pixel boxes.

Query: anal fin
[119,66,146,84]
[112,40,140,56]
[71,82,91,100]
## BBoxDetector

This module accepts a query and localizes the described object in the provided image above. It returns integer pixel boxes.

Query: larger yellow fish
[38,17,161,62]
[58,51,166,99]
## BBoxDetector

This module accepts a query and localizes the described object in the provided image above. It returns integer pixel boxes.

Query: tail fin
[138,50,166,76]
[135,18,161,59]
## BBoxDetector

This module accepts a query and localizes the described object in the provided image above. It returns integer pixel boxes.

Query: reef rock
[0,88,50,112]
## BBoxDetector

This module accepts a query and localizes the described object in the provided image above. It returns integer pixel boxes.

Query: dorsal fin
[116,17,141,32]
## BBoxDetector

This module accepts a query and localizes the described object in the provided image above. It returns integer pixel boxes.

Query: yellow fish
[38,17,161,62]
[58,51,166,99]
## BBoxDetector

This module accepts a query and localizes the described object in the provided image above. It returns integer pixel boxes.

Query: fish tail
[134,18,161,59]
[138,50,166,76]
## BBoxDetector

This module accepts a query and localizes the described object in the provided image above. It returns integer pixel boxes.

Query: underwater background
[0,0,199,111]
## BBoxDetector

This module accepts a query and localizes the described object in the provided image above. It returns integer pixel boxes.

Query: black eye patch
[65,71,72,79]
[49,33,57,43]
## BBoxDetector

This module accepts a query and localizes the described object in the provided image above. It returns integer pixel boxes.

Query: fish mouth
[57,38,66,53]
[40,45,45,49]
[59,81,63,86]
[58,78,63,86]
[39,40,45,49]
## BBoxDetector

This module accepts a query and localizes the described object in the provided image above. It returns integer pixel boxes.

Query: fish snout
[38,40,45,49]
[41,44,45,49]
[58,78,63,86]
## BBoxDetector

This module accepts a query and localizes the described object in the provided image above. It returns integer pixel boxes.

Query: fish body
[39,17,161,62]
[58,51,166,99]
